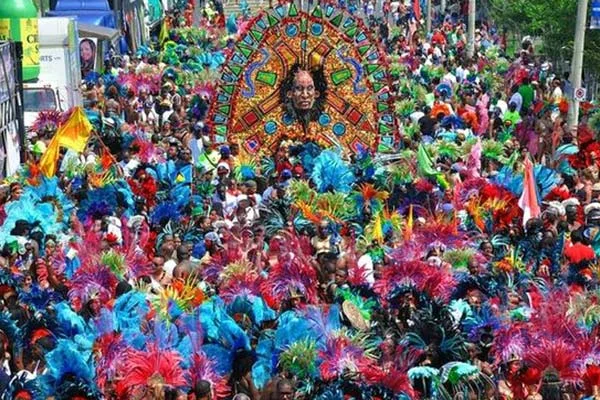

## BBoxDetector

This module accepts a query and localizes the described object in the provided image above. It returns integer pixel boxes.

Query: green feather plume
[100,250,126,279]
[481,140,505,161]
[278,339,319,380]
[443,248,476,270]
[588,111,600,133]
[395,99,416,118]
[435,141,462,161]
[337,288,377,321]
[288,179,316,204]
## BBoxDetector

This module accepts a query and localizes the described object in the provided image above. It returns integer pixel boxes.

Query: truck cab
[23,84,63,128]
[23,17,82,129]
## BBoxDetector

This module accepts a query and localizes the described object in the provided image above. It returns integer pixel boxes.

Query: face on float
[287,70,319,111]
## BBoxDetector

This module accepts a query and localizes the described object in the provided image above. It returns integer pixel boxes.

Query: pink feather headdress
[374,259,456,305]
[189,351,230,399]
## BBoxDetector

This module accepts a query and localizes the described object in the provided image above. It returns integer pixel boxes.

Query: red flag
[518,155,541,227]
[413,0,421,20]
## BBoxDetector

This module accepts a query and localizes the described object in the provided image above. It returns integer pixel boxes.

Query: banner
[0,42,15,103]
[592,0,600,29]
[20,18,39,68]
[0,19,9,41]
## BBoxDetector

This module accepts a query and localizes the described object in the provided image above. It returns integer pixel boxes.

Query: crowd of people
[2,0,600,399]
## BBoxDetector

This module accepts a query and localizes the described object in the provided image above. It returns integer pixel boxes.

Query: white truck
[23,17,82,128]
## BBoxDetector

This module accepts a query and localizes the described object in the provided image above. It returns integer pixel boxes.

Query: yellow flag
[159,19,169,45]
[38,136,61,178]
[403,204,413,241]
[56,107,92,153]
[372,212,383,244]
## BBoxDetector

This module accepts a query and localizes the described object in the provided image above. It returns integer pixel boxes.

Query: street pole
[569,0,589,130]
[466,0,476,59]
[426,0,432,35]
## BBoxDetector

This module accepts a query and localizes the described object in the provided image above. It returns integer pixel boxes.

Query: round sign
[575,87,587,102]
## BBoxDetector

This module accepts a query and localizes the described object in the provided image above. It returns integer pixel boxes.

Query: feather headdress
[31,110,62,135]
[310,150,355,193]
[68,264,118,312]
[189,350,231,399]
[40,339,100,399]
[1,374,44,400]
[218,260,263,303]
[261,250,319,306]
[524,338,580,383]
[116,344,187,397]
[375,259,456,305]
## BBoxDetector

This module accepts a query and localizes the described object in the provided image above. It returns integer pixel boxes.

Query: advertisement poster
[0,19,9,41]
[79,37,97,77]
[20,18,39,67]
[0,43,15,103]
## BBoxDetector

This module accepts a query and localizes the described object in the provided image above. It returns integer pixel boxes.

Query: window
[23,88,58,112]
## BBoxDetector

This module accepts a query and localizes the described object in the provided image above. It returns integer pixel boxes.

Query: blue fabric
[54,0,111,11]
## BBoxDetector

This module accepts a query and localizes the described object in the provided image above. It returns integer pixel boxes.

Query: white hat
[217,162,230,172]
[584,202,600,215]
[546,201,565,217]
[562,198,580,207]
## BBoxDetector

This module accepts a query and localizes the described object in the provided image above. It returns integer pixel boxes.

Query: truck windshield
[23,88,58,112]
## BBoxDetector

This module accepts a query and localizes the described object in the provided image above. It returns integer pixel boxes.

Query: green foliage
[489,0,600,74]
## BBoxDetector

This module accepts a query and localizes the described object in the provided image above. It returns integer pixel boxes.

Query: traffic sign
[574,87,587,102]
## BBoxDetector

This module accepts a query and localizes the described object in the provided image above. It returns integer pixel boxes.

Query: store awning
[78,22,119,42]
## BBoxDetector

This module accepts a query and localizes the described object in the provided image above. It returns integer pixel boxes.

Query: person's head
[217,163,230,178]
[190,380,211,400]
[334,268,348,286]
[317,220,329,238]
[172,262,191,282]
[9,182,23,200]
[244,180,257,195]
[152,255,165,273]
[22,272,33,288]
[276,379,294,400]
[176,245,190,262]
[479,240,493,258]
[553,77,561,87]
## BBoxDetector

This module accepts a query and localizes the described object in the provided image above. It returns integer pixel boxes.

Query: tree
[488,0,600,76]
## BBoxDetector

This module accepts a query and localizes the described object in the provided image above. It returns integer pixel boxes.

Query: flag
[413,0,421,21]
[38,107,93,178]
[57,107,92,153]
[159,19,169,45]
[404,204,413,241]
[518,155,541,227]
[38,136,61,178]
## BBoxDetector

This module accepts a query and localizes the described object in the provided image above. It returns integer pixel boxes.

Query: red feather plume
[116,344,187,397]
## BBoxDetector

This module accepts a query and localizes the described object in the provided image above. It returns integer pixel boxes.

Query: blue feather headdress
[40,339,100,399]
[1,374,44,400]
[310,150,355,193]
[18,285,62,314]
[24,177,74,225]
[0,310,22,351]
